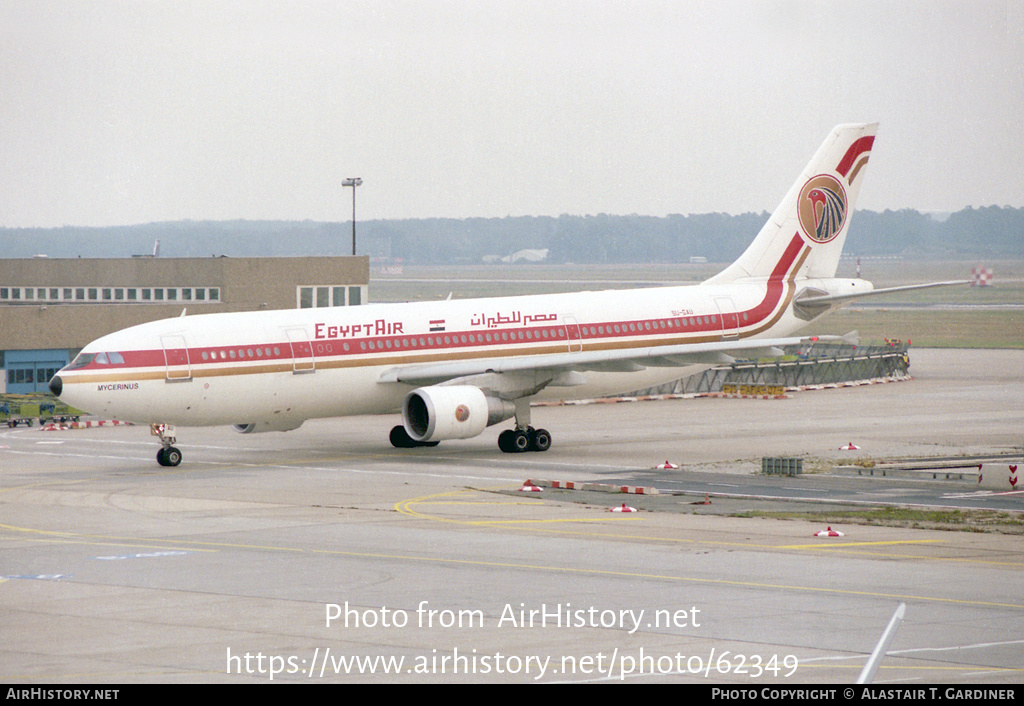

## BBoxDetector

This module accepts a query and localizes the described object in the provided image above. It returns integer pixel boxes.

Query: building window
[297,284,365,308]
[0,283,221,304]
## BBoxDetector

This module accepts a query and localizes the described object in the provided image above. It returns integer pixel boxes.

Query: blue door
[5,350,69,394]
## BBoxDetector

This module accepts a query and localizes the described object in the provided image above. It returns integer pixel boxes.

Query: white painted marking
[95,551,189,560]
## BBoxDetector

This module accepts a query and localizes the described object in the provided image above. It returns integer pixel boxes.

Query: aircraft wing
[377,335,835,388]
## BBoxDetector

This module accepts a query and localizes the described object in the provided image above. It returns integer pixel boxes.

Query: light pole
[342,177,362,256]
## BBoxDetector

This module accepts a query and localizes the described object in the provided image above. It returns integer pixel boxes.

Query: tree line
[1,206,1020,263]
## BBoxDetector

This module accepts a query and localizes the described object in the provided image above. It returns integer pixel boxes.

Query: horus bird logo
[798,174,848,243]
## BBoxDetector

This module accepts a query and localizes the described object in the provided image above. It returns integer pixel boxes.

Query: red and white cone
[814,526,845,537]
[610,503,637,513]
[656,460,679,470]
[519,480,542,492]
[839,442,860,451]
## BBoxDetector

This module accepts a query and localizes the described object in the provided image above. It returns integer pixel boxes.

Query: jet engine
[232,418,305,434]
[402,385,515,442]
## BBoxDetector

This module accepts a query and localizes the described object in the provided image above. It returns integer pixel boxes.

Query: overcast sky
[2,0,1022,228]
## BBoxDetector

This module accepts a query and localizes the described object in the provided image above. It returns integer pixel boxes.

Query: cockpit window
[65,351,125,369]
[66,353,96,370]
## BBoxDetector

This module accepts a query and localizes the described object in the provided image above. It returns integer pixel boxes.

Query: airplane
[48,122,964,466]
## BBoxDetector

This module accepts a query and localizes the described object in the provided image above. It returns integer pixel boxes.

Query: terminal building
[1,256,369,394]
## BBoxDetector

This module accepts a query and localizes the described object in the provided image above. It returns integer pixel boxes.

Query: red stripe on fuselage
[739,232,806,325]
[69,237,807,378]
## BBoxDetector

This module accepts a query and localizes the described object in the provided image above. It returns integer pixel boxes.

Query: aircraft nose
[49,374,63,397]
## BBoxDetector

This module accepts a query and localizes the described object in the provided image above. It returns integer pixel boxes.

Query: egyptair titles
[314,319,404,340]
[471,311,557,328]
[313,310,559,340]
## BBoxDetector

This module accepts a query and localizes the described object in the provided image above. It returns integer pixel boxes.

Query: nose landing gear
[151,423,183,467]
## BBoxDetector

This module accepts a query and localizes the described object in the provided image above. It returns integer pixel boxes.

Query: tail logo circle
[798,174,847,244]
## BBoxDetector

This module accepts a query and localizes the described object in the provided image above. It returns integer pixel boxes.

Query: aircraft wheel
[512,429,531,453]
[498,429,515,453]
[390,425,416,448]
[158,447,183,467]
[390,425,440,448]
[530,428,552,452]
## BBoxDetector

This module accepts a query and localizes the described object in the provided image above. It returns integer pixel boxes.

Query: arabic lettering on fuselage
[470,311,557,328]
[312,311,559,340]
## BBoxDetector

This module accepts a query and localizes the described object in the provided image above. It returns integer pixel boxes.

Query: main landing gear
[497,426,551,453]
[497,398,551,453]
[389,425,440,448]
[151,423,183,467]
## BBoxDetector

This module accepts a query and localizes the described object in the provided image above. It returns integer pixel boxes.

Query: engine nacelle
[403,385,515,442]
[232,418,305,434]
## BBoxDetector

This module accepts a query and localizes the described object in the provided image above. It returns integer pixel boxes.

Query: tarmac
[0,348,1021,683]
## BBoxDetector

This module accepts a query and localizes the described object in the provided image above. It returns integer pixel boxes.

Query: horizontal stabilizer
[798,280,970,307]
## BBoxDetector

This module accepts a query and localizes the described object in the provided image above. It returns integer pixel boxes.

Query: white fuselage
[55,274,818,429]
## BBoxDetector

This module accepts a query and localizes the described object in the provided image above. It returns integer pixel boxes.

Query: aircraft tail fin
[706,123,879,285]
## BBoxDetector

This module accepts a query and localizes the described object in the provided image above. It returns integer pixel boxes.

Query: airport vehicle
[0,398,81,428]
[1,401,36,428]
[49,123,960,466]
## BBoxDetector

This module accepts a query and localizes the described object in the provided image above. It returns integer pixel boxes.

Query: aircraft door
[562,315,583,353]
[284,327,316,373]
[160,335,192,381]
[714,297,739,339]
